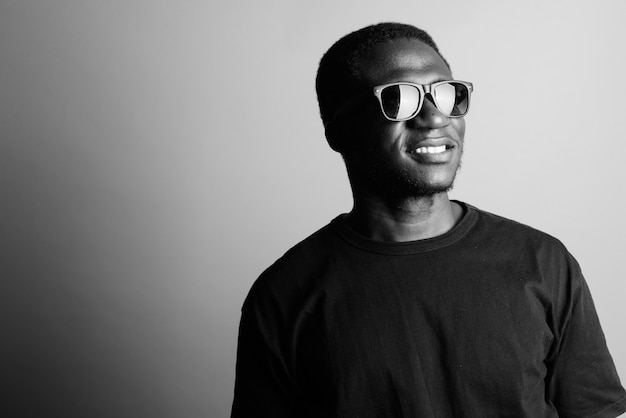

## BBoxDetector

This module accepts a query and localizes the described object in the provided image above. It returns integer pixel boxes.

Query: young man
[231,22,626,417]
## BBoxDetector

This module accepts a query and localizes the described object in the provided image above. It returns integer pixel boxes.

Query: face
[339,39,466,200]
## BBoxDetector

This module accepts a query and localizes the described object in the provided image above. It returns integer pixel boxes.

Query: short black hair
[315,22,449,129]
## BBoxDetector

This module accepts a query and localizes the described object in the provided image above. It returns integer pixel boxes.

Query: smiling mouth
[413,145,453,154]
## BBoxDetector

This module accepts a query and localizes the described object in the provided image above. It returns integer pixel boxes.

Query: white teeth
[415,145,447,154]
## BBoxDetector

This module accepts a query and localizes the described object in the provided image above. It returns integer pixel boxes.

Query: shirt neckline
[331,200,478,255]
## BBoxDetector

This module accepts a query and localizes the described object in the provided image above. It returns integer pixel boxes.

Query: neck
[345,193,462,242]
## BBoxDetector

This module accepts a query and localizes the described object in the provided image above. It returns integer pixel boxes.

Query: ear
[324,121,345,153]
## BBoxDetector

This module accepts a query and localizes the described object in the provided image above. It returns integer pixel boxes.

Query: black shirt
[232,202,626,417]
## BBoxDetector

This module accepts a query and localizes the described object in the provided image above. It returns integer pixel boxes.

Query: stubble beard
[367,159,462,202]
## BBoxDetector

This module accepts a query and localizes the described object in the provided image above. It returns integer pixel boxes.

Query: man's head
[316,22,450,133]
[315,23,470,200]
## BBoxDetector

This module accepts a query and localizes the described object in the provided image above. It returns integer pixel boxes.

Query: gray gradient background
[1,1,625,417]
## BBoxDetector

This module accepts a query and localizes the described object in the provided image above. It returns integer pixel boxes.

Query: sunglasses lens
[434,82,470,117]
[380,84,422,120]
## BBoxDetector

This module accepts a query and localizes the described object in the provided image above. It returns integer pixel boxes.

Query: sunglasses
[373,80,473,121]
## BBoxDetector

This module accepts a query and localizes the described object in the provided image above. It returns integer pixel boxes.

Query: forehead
[358,38,451,85]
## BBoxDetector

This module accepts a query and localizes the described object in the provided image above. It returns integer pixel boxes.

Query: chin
[410,182,454,197]
[380,177,455,200]
[363,158,461,199]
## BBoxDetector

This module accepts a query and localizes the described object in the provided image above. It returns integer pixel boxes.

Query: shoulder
[243,217,344,310]
[461,202,581,275]
[464,202,568,250]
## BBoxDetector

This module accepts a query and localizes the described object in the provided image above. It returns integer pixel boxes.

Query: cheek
[350,119,394,153]
[365,124,407,161]
[454,119,466,139]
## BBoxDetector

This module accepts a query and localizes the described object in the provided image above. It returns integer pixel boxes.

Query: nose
[408,94,450,129]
